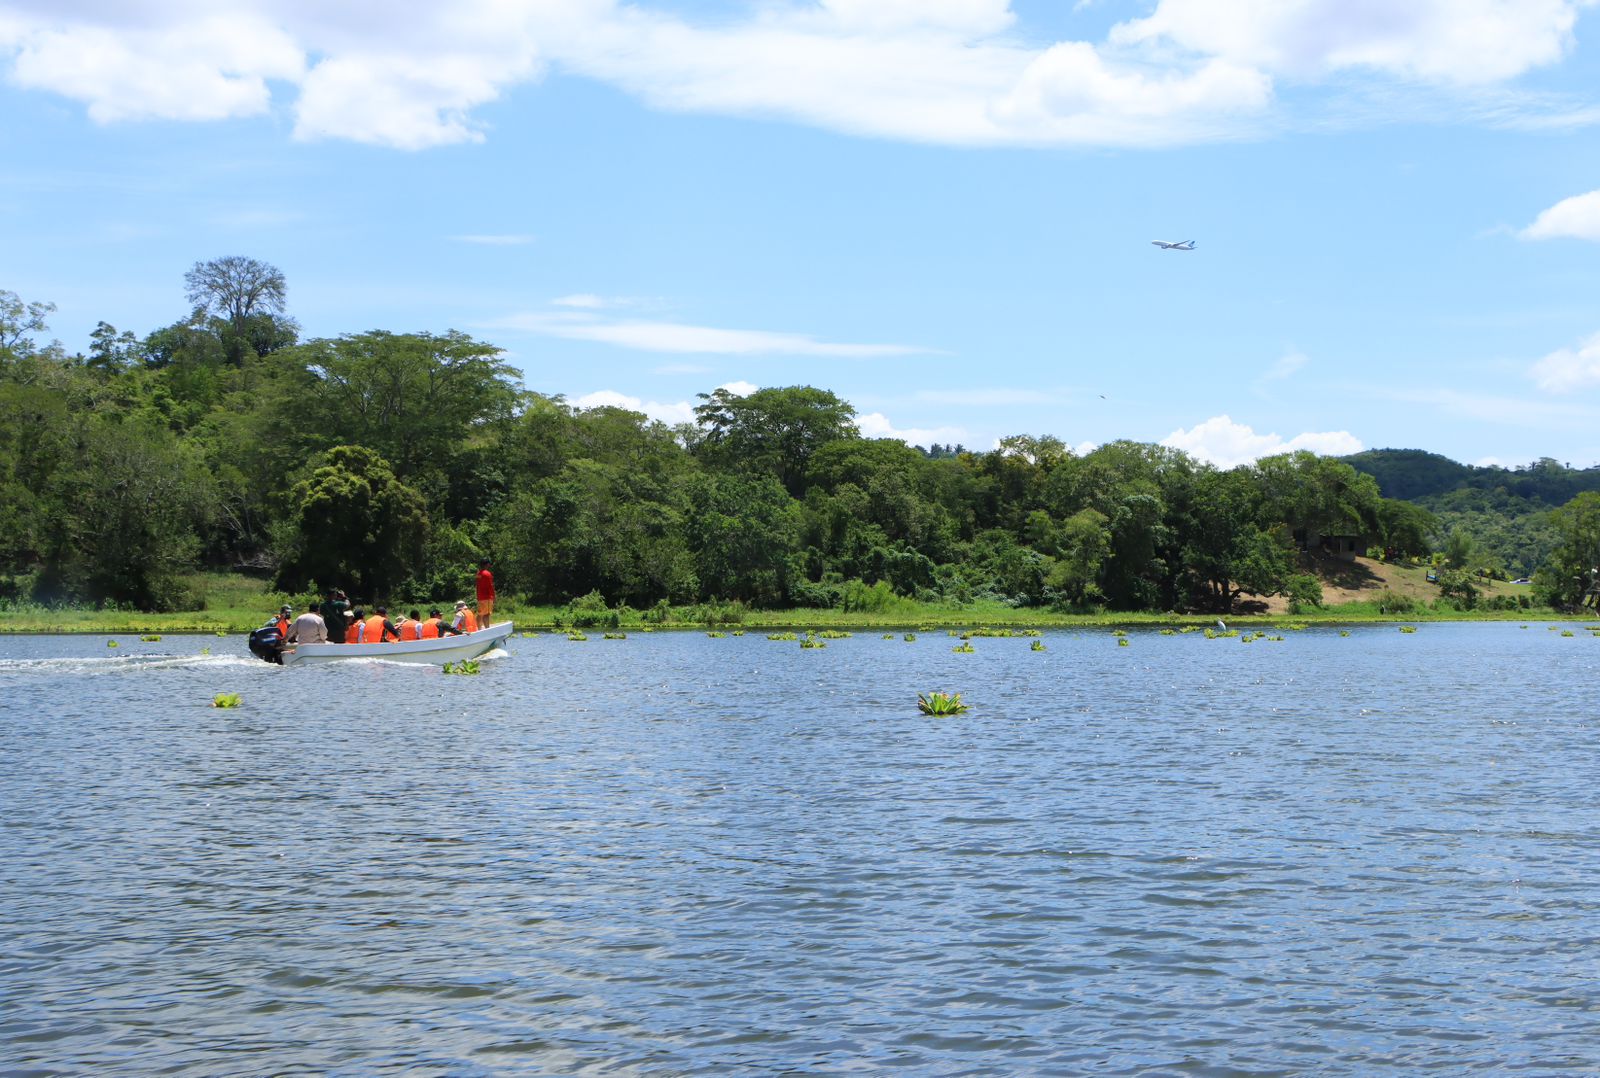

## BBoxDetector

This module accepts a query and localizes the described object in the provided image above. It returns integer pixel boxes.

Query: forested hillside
[4,266,1598,616]
[1343,449,1600,576]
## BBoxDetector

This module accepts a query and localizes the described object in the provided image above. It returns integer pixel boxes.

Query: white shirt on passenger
[290,611,327,644]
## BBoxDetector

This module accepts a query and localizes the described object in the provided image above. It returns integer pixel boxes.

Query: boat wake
[0,653,260,677]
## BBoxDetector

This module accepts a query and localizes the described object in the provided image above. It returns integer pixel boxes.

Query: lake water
[3,623,1599,1075]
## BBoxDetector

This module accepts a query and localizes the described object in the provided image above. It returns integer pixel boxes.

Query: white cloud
[1113,0,1583,85]
[1161,414,1362,468]
[493,310,927,357]
[1531,332,1600,392]
[451,233,536,246]
[4,1,1585,150]
[571,388,696,425]
[5,14,304,122]
[856,411,970,449]
[1521,189,1600,241]
[572,379,756,425]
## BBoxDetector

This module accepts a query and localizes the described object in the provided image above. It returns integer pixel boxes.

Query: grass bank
[1,570,1588,635]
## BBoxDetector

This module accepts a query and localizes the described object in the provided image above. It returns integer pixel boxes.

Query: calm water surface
[2,623,1599,1075]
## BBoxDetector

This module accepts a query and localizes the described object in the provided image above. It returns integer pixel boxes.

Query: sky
[4,0,1600,469]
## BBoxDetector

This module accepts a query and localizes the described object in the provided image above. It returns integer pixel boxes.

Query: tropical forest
[3,260,1599,624]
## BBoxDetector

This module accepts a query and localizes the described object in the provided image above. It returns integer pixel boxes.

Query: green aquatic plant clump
[1159,628,1176,636]
[800,638,826,649]
[1031,639,1046,651]
[566,631,589,641]
[706,631,728,638]
[1399,626,1418,634]
[952,642,976,653]
[816,630,852,639]
[211,692,242,708]
[140,634,161,642]
[767,631,798,641]
[903,633,917,642]
[917,691,969,716]
[1117,638,1130,647]
[603,632,626,639]
[882,633,895,639]
[442,660,481,675]
[1339,630,1351,637]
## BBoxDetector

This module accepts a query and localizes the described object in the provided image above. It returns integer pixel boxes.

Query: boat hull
[279,621,514,666]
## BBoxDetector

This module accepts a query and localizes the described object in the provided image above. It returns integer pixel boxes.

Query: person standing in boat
[475,559,496,629]
[320,588,350,645]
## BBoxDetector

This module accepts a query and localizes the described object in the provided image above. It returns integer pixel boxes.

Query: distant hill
[1341,449,1600,575]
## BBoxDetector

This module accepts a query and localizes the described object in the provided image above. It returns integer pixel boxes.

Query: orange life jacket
[395,618,419,641]
[364,614,392,642]
[457,609,479,633]
[345,621,362,644]
[274,615,290,638]
[420,618,442,639]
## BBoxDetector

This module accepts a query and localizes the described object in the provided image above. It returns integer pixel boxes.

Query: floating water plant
[1020,629,1043,637]
[603,632,627,640]
[706,631,727,638]
[1031,640,1046,651]
[567,631,588,642]
[1399,626,1417,634]
[817,630,852,639]
[106,640,118,648]
[947,629,959,637]
[732,630,746,637]
[903,633,917,642]
[800,638,826,649]
[215,631,227,637]
[953,642,976,653]
[1561,630,1575,637]
[442,660,481,675]
[918,691,969,716]
[200,646,211,655]
[767,631,798,641]
[1111,629,1126,637]
[1339,630,1351,637]
[211,693,242,708]
[1180,626,1200,634]
[518,631,539,638]
[1117,638,1130,647]
[140,635,161,642]
[882,633,895,640]
[1159,628,1176,636]
[969,628,1017,638]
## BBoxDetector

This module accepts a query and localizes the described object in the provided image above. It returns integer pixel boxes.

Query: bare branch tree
[183,256,287,336]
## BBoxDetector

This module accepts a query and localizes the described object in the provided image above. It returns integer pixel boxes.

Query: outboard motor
[248,624,285,665]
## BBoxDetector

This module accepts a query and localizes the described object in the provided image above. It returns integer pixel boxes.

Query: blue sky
[5,0,1600,467]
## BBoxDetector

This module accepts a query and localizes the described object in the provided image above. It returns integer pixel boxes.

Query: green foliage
[211,692,242,708]
[917,691,969,715]
[274,445,427,599]
[1285,573,1324,613]
[1534,492,1600,610]
[441,660,481,675]
[952,641,976,652]
[560,590,621,628]
[1031,639,1045,650]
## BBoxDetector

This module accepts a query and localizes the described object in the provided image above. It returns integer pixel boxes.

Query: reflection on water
[3,624,1599,1074]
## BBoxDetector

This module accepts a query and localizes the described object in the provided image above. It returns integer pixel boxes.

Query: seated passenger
[364,606,400,643]
[346,609,365,644]
[452,599,479,634]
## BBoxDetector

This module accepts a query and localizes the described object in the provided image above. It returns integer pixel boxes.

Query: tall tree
[692,385,857,496]
[1535,491,1600,609]
[184,256,296,363]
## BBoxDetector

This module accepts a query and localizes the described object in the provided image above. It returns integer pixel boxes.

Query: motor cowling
[247,625,284,665]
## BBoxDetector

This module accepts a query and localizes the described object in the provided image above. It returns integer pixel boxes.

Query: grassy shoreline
[1,570,1587,635]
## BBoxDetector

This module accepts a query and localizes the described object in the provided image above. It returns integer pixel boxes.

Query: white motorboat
[278,621,514,666]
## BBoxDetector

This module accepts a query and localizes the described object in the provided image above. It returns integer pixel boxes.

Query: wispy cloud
[450,233,536,246]
[492,310,930,358]
[571,379,756,426]
[1161,414,1361,469]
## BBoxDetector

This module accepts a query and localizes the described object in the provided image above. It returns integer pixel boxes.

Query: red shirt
[476,568,495,601]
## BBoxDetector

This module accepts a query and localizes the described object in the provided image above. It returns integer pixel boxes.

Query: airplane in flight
[1151,239,1196,250]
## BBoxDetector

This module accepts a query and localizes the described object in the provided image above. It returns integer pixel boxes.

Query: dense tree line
[2,266,1593,614]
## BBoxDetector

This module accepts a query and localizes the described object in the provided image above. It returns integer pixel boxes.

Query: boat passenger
[320,588,350,644]
[345,609,365,644]
[289,605,327,645]
[452,600,479,634]
[364,606,400,643]
[393,610,419,641]
[420,609,461,639]
[274,605,293,638]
